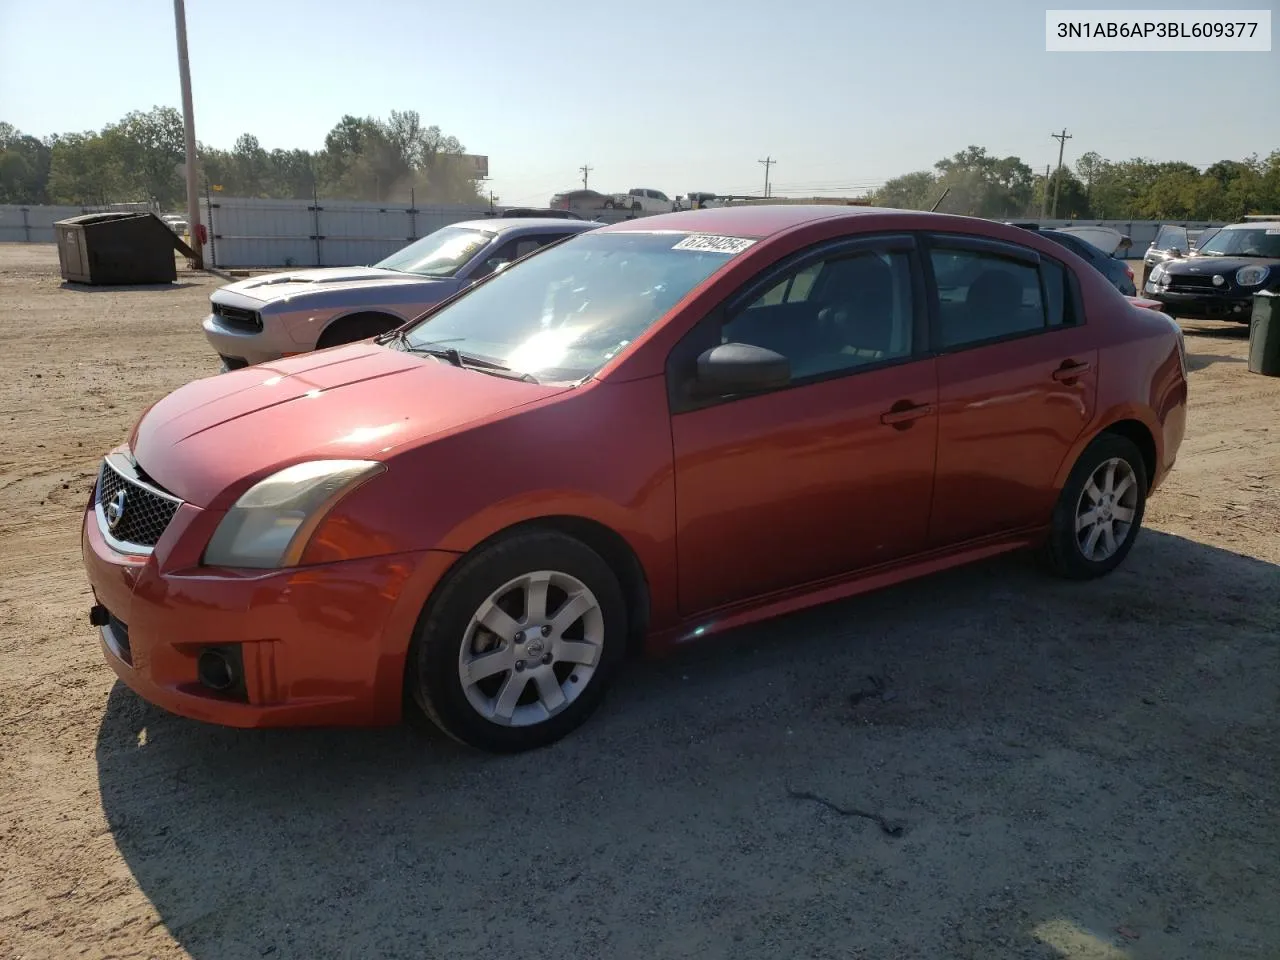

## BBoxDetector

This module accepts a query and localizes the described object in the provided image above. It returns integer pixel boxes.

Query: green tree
[872,170,937,210]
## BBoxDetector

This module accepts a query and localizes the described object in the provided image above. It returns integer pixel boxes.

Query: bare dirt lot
[1,243,1277,960]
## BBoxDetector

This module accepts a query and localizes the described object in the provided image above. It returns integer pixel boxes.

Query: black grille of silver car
[96,458,182,549]
[1167,274,1219,292]
[213,302,263,332]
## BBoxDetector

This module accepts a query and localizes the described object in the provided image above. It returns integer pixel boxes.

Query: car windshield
[1195,227,1280,258]
[374,226,494,277]
[401,231,751,382]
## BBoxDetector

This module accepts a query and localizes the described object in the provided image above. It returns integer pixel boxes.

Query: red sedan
[82,206,1188,752]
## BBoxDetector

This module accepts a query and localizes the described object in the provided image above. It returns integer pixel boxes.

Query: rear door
[924,234,1098,547]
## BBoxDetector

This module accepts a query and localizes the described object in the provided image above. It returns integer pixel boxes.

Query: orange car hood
[131,343,570,508]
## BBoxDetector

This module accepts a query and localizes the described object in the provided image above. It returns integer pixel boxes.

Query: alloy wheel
[457,571,604,727]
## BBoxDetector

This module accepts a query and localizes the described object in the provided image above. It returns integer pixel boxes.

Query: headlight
[1236,265,1270,287]
[1150,264,1165,281]
[204,459,385,568]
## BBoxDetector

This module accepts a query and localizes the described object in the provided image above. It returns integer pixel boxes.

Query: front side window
[721,250,915,381]
[375,226,494,278]
[931,246,1074,348]
[402,231,749,382]
[469,233,567,280]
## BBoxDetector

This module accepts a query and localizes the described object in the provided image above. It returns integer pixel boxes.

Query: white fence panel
[199,197,495,267]
[4,198,1235,268]
[0,203,150,242]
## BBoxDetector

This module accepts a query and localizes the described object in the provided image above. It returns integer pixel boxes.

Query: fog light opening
[197,648,237,692]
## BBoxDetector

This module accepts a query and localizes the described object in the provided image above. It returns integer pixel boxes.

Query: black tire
[603,200,615,210]
[315,312,400,349]
[406,530,627,753]
[1043,432,1148,580]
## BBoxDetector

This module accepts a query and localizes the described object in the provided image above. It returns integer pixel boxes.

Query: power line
[579,164,592,190]
[758,156,776,198]
[1050,128,1073,218]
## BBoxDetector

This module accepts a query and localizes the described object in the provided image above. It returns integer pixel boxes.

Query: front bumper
[81,501,459,728]
[203,313,300,369]
[1142,285,1254,321]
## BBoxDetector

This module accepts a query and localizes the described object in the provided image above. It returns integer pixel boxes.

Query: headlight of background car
[1236,265,1270,287]
[203,460,385,568]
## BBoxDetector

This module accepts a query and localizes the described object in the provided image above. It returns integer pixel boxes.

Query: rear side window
[1040,258,1076,327]
[930,245,1078,348]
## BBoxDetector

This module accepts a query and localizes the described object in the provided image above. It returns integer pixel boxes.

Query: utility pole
[758,156,775,198]
[1039,164,1050,221]
[1050,128,1072,220]
[173,0,203,268]
[579,164,592,190]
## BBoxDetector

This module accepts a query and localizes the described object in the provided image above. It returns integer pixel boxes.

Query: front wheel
[407,530,627,753]
[1043,433,1148,580]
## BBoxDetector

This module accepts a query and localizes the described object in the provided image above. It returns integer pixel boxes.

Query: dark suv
[1143,221,1280,322]
[1141,224,1222,288]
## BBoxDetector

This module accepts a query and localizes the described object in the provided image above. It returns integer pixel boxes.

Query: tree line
[871,145,1280,221]
[4,111,1277,220]
[0,106,487,208]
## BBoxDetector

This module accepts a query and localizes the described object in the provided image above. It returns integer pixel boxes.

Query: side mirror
[1169,247,1183,258]
[487,258,512,274]
[695,342,790,395]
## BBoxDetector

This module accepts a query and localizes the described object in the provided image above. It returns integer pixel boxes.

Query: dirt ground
[0,243,1277,960]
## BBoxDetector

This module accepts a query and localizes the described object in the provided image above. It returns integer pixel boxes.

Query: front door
[668,235,939,615]
[924,234,1098,547]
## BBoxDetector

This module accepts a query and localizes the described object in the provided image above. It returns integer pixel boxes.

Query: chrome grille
[96,457,182,551]
[212,302,263,332]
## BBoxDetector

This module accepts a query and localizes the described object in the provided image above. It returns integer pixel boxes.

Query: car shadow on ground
[95,530,1280,960]
[1175,319,1250,339]
[1185,352,1246,373]
[59,280,203,293]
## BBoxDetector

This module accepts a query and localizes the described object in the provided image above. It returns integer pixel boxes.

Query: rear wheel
[1044,433,1148,580]
[407,530,627,753]
[315,312,400,349]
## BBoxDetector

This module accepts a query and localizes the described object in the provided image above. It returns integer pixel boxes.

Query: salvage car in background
[84,205,1187,753]
[1038,228,1137,296]
[1144,219,1280,321]
[549,189,613,213]
[606,188,677,213]
[1141,223,1222,288]
[203,218,599,369]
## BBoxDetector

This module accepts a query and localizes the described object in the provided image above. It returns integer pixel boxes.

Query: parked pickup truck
[605,188,677,213]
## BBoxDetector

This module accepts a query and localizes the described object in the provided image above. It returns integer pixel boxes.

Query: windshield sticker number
[1266,228,1280,235]
[672,234,757,255]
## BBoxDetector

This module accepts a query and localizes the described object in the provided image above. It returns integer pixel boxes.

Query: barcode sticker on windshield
[1267,228,1280,235]
[672,234,757,254]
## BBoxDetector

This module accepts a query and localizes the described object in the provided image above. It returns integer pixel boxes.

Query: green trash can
[1248,291,1280,377]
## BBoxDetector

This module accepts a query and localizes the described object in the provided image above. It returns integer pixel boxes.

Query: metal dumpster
[54,212,194,285]
[1247,290,1280,377]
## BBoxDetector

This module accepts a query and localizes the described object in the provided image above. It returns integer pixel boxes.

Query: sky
[1,0,1277,205]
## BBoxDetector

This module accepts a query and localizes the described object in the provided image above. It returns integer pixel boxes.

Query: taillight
[1124,264,1134,279]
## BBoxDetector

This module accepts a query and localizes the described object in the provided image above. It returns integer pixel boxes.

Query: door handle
[1052,360,1092,382]
[880,402,935,425]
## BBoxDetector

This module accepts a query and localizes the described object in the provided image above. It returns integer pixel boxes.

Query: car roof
[450,218,599,234]
[598,204,920,239]
[1223,220,1280,230]
[597,204,1021,240]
